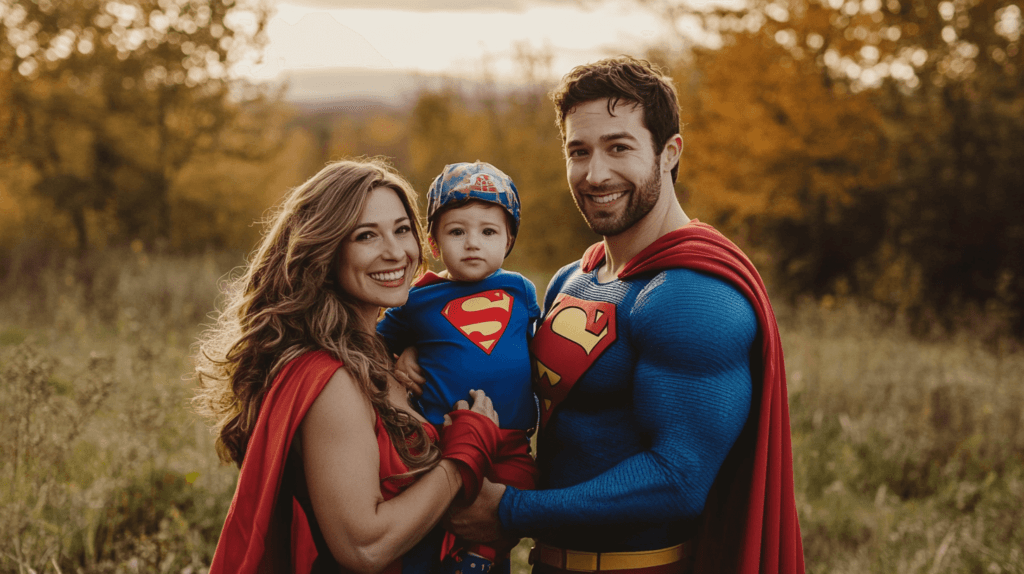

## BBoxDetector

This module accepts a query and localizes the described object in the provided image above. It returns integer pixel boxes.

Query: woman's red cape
[580,221,805,574]
[208,350,342,574]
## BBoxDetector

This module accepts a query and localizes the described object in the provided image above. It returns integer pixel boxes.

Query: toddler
[377,162,539,574]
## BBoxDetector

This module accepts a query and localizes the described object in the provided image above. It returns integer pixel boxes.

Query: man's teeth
[592,192,625,204]
[370,269,405,282]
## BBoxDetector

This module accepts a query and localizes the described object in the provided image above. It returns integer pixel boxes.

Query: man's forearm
[497,450,712,535]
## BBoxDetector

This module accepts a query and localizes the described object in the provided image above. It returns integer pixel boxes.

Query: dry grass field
[1,249,1021,574]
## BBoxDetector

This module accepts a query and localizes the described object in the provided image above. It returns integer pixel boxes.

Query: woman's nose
[381,234,404,260]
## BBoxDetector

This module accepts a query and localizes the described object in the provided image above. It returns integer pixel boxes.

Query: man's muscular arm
[497,271,756,534]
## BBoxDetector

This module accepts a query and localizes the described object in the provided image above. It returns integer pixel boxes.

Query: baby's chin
[447,266,500,283]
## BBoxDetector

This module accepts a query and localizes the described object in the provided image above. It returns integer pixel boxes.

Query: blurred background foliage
[1,0,1022,571]
[2,0,1022,336]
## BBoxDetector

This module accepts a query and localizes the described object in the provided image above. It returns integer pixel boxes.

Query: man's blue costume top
[498,258,758,552]
[377,269,540,431]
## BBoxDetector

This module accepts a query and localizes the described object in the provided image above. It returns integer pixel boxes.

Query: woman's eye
[355,231,375,241]
[396,225,412,235]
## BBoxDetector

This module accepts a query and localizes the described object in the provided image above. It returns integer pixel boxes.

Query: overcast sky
[244,0,692,83]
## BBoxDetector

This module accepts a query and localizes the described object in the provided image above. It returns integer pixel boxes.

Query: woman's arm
[300,368,461,574]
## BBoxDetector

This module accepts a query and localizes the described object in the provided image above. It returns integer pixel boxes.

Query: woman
[194,159,501,574]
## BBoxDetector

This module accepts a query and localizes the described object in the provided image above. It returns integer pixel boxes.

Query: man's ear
[661,134,683,173]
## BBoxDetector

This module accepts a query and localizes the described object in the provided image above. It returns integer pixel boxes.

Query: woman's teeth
[370,269,405,282]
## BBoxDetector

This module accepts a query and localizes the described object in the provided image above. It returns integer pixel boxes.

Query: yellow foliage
[365,115,406,147]
[680,35,893,231]
[0,160,78,249]
[170,129,317,251]
[0,69,13,158]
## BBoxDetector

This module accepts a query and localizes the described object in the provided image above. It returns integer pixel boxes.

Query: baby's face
[433,201,511,282]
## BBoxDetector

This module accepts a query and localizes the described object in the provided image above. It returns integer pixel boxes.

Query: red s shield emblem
[441,290,514,354]
[530,294,617,428]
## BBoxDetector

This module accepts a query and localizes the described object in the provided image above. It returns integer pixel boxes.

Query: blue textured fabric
[499,262,756,552]
[377,269,541,431]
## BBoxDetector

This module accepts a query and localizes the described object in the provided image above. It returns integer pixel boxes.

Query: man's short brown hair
[550,56,681,183]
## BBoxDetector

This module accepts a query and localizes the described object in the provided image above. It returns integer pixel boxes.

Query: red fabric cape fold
[208,350,343,574]
[413,271,449,287]
[581,221,805,574]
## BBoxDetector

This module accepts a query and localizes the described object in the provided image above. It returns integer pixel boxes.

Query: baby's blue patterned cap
[426,162,521,240]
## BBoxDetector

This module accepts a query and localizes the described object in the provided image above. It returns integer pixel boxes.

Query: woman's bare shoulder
[304,366,376,431]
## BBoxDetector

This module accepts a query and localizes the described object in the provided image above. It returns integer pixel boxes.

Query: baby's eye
[483,228,499,236]
[448,228,465,236]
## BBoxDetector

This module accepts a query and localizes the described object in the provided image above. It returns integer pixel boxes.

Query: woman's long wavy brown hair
[193,158,438,470]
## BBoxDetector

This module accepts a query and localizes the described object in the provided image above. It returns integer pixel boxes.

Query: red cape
[580,221,805,574]
[413,270,448,287]
[208,351,342,574]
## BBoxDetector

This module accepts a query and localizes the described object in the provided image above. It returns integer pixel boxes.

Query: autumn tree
[668,36,894,298]
[406,88,477,193]
[648,0,1024,332]
[0,0,274,250]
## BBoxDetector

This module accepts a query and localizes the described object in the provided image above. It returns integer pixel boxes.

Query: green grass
[0,249,243,573]
[1,251,1021,573]
[779,301,1024,573]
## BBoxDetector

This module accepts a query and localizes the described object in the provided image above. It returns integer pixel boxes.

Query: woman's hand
[394,347,426,396]
[444,389,499,428]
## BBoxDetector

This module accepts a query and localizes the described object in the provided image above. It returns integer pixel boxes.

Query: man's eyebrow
[599,132,638,143]
[565,132,638,148]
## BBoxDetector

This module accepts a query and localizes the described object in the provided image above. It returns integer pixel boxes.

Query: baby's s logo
[441,290,514,354]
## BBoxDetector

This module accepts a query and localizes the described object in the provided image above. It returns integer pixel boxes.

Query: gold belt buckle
[533,542,688,572]
[564,550,599,572]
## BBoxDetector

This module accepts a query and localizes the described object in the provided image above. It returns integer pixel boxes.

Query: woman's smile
[337,186,421,326]
[369,267,407,286]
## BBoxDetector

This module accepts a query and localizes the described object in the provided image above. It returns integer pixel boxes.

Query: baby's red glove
[441,410,501,500]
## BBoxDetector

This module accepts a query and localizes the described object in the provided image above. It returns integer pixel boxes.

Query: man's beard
[573,158,662,237]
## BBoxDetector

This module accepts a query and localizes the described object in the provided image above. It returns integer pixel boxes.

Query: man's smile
[589,191,626,205]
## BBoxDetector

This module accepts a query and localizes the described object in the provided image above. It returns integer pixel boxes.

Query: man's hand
[447,478,507,543]
[394,347,426,396]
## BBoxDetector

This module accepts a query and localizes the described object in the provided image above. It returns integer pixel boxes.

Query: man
[450,56,804,574]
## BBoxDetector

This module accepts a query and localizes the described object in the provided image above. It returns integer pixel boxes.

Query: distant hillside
[276,67,528,112]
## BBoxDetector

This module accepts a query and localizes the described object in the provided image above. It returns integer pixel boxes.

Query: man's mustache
[575,183,633,195]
